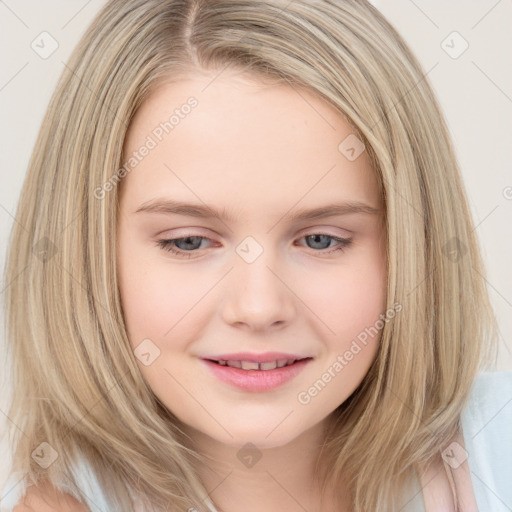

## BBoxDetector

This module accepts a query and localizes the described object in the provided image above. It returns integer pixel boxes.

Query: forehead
[120,71,381,216]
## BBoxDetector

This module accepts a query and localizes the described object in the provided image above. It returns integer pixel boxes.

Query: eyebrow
[134,198,379,223]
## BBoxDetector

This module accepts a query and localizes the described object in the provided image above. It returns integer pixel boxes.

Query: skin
[116,69,388,512]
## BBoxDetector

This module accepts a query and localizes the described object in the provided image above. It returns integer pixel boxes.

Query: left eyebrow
[281,201,380,222]
[133,198,380,223]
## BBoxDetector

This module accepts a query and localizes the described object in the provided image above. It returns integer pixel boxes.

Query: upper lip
[202,352,312,363]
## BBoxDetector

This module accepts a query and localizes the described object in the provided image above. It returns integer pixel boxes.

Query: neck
[183,416,348,512]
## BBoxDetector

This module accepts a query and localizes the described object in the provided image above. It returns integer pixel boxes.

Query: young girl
[1,1,510,511]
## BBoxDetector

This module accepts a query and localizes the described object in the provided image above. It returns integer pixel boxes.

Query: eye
[298,233,352,255]
[156,233,352,258]
[156,236,211,258]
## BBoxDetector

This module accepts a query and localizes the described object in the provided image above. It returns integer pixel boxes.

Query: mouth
[201,356,313,392]
[205,357,311,371]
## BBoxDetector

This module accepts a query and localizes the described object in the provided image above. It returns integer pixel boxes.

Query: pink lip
[202,351,308,363]
[201,358,312,392]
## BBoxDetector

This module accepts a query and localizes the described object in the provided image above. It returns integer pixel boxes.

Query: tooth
[286,359,296,366]
[276,359,288,368]
[240,361,260,370]
[260,361,278,370]
[226,360,242,368]
[218,360,227,366]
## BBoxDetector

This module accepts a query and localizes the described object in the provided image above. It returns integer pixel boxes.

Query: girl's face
[117,70,387,449]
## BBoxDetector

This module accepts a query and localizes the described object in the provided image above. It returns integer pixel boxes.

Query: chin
[202,421,311,451]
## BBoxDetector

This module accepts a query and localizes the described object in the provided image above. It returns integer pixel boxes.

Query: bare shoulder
[13,481,88,511]
[419,429,479,512]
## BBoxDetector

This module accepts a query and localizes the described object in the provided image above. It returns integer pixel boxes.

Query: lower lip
[201,359,311,392]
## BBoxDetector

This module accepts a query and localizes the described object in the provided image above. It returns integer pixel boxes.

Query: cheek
[296,242,387,342]
[117,244,190,349]
[295,254,386,410]
[115,231,387,441]
[117,255,200,397]
[339,263,386,332]
[119,233,387,351]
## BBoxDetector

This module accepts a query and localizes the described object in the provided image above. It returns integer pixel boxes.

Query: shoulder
[460,370,512,511]
[13,482,87,512]
[461,370,512,433]
[471,369,512,395]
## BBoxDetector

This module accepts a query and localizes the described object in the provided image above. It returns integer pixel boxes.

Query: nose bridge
[233,234,282,302]
[220,235,295,329]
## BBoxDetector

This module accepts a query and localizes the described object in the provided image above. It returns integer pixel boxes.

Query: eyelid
[158,225,352,239]
[299,225,352,238]
[156,226,212,238]
[156,229,353,258]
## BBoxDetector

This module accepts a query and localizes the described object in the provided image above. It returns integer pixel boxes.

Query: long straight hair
[3,1,498,510]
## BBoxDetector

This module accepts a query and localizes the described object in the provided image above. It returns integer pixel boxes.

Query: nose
[220,247,296,332]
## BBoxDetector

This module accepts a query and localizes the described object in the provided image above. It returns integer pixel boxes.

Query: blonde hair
[3,0,498,510]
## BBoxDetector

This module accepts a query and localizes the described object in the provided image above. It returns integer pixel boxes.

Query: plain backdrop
[1,0,511,498]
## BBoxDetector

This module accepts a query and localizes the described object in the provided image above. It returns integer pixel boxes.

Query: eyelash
[156,233,352,258]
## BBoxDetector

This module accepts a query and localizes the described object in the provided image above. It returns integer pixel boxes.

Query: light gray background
[1,0,511,497]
